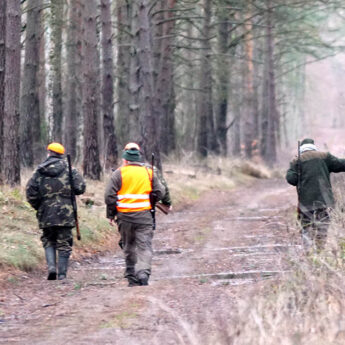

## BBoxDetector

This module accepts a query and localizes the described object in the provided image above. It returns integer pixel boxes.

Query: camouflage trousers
[299,208,330,251]
[41,226,73,257]
[117,219,154,281]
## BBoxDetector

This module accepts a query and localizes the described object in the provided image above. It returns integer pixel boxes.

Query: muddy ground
[0,178,300,345]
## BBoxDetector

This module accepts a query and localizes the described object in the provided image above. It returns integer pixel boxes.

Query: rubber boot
[137,271,149,286]
[58,254,69,280]
[45,247,57,280]
[125,268,141,287]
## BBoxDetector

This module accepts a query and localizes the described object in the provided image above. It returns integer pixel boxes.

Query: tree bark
[156,0,176,155]
[3,0,21,186]
[136,0,161,169]
[38,14,47,148]
[197,0,217,157]
[243,2,255,159]
[101,0,117,170]
[0,0,6,183]
[263,0,277,165]
[116,2,132,144]
[65,0,83,162]
[20,0,42,166]
[51,0,64,142]
[82,0,102,179]
[215,10,230,156]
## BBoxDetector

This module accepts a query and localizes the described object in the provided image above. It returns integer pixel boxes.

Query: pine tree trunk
[136,0,161,169]
[156,0,176,155]
[215,15,229,156]
[82,0,102,179]
[38,16,47,147]
[128,4,141,143]
[51,0,64,142]
[243,3,255,159]
[20,0,42,167]
[264,0,277,165]
[0,0,6,183]
[3,0,21,186]
[181,21,197,150]
[65,0,82,162]
[101,0,117,170]
[197,0,217,157]
[116,2,132,144]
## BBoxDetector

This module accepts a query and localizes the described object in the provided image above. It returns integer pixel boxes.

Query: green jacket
[26,155,86,228]
[286,150,345,211]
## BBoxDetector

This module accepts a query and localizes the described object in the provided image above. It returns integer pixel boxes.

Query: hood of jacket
[37,156,66,177]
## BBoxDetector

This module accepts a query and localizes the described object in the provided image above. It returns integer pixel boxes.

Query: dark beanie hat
[122,149,141,162]
[301,138,314,145]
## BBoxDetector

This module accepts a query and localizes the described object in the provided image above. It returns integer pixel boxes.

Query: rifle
[67,154,81,240]
[156,202,170,215]
[297,141,301,219]
[150,153,156,230]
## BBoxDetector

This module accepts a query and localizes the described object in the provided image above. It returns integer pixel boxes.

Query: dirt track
[0,178,299,344]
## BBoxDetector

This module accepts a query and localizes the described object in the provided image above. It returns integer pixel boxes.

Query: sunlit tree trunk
[3,0,21,186]
[101,0,117,170]
[82,0,102,179]
[20,0,42,166]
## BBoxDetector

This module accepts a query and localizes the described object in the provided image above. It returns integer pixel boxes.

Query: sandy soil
[0,178,299,345]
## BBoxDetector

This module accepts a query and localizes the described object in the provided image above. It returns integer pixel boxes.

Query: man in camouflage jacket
[105,143,171,286]
[286,138,345,251]
[26,143,86,280]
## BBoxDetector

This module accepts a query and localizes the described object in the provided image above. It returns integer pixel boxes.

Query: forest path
[1,178,300,345]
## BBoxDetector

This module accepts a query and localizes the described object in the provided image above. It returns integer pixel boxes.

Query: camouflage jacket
[26,155,86,229]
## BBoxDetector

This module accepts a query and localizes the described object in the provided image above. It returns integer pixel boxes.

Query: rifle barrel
[151,153,156,230]
[67,154,81,240]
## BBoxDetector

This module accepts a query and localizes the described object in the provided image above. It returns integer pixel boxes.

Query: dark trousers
[299,208,330,251]
[41,226,73,257]
[117,219,153,280]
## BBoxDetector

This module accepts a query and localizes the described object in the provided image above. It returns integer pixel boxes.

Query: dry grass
[0,157,269,272]
[226,182,345,345]
[162,155,269,210]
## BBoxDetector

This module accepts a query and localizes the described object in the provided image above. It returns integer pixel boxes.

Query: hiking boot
[45,247,57,280]
[127,277,141,287]
[137,272,149,286]
[58,255,69,280]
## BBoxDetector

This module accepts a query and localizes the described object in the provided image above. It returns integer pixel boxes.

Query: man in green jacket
[26,143,86,280]
[286,138,345,251]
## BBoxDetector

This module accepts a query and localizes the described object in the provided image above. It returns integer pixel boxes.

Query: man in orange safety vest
[104,143,170,286]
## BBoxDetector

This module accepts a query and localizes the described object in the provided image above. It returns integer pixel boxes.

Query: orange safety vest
[116,165,153,213]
